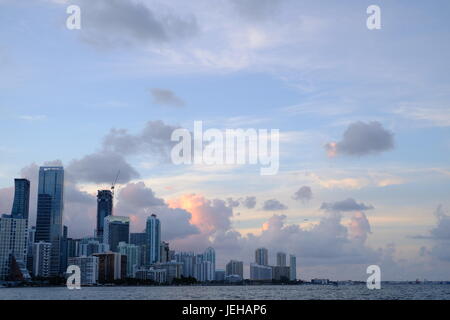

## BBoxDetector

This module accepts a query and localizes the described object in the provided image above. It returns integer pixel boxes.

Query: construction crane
[111,170,120,199]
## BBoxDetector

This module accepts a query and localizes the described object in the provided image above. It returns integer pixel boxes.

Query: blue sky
[1,0,450,280]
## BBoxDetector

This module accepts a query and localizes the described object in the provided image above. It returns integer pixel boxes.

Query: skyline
[1,0,450,282]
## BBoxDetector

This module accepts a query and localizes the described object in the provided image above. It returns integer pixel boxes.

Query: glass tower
[146,214,161,265]
[11,178,30,221]
[96,190,113,239]
[35,166,64,276]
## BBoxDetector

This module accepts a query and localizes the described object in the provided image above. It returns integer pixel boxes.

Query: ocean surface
[1,284,450,300]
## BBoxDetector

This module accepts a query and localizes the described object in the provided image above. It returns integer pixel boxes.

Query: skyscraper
[118,242,140,278]
[0,215,28,280]
[276,252,287,267]
[32,241,52,277]
[96,190,113,239]
[35,166,64,277]
[289,254,297,281]
[11,178,30,221]
[146,215,161,265]
[103,216,130,252]
[160,241,170,263]
[250,263,272,281]
[255,248,269,266]
[225,260,244,279]
[203,247,216,280]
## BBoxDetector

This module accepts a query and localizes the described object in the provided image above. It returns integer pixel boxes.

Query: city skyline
[0,168,298,283]
[1,0,450,282]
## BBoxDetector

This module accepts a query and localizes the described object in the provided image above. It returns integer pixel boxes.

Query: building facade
[276,252,287,267]
[35,166,64,277]
[250,263,272,281]
[146,215,161,264]
[0,215,28,280]
[93,252,127,283]
[225,260,244,279]
[11,178,30,220]
[289,254,297,281]
[32,241,52,278]
[118,242,140,278]
[255,248,269,266]
[96,190,113,239]
[103,216,130,252]
[68,256,99,285]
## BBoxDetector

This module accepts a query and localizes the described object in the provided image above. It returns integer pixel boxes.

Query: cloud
[150,88,185,107]
[225,196,257,209]
[241,196,257,209]
[393,104,450,127]
[117,182,165,209]
[0,186,13,214]
[102,120,181,161]
[231,0,284,22]
[292,186,312,203]
[320,198,374,212]
[348,212,371,243]
[226,198,241,208]
[325,121,394,157]
[67,152,139,184]
[114,182,199,241]
[168,194,233,234]
[74,0,198,48]
[262,199,288,211]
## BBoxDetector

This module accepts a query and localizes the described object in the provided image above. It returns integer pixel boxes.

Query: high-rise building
[225,260,244,279]
[196,260,213,282]
[135,267,167,284]
[67,238,80,258]
[203,247,216,280]
[0,215,28,280]
[215,270,225,281]
[68,256,99,285]
[103,216,130,252]
[130,232,147,268]
[35,166,64,277]
[276,252,287,267]
[289,254,297,281]
[145,215,161,264]
[175,252,196,278]
[118,242,140,278]
[26,226,36,273]
[93,252,127,283]
[60,225,69,274]
[160,241,170,263]
[255,248,269,266]
[79,238,109,256]
[11,179,30,221]
[272,266,290,281]
[96,190,113,239]
[32,241,52,278]
[154,262,183,283]
[250,263,272,281]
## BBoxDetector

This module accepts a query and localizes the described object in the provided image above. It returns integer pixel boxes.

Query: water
[1,284,450,300]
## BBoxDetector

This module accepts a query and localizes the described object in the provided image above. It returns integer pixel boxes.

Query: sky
[1,0,450,281]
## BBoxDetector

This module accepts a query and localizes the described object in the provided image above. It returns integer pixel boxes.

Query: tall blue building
[35,166,64,277]
[11,178,30,221]
[146,214,161,265]
[96,190,113,239]
[103,216,130,252]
